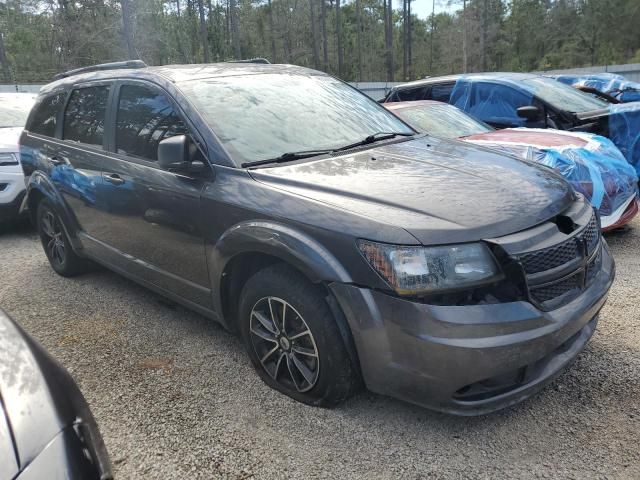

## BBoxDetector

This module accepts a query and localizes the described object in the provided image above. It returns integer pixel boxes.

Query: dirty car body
[386,100,639,231]
[20,63,614,414]
[383,73,640,176]
[0,309,112,479]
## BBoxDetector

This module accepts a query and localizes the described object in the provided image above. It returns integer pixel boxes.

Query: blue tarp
[465,129,639,223]
[552,73,640,103]
[449,75,640,176]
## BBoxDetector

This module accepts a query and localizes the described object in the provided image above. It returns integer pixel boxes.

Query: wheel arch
[25,172,83,250]
[209,221,361,372]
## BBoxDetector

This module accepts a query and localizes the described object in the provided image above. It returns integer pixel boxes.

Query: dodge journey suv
[20,61,614,415]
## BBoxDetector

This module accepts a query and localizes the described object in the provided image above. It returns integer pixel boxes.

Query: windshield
[391,103,492,139]
[178,73,413,165]
[0,94,36,127]
[521,77,608,113]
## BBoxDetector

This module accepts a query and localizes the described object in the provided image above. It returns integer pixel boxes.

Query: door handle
[103,173,125,186]
[48,155,67,166]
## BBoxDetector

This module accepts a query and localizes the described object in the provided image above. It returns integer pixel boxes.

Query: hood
[250,136,574,244]
[0,127,23,152]
[0,309,91,470]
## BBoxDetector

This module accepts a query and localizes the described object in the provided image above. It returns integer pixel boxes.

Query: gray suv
[19,61,614,415]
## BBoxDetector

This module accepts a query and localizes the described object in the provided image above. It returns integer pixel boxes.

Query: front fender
[209,221,353,319]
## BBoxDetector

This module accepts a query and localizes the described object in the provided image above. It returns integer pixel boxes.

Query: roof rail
[227,58,271,64]
[53,60,148,81]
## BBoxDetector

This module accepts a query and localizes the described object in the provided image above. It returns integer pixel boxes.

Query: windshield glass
[179,73,413,165]
[391,103,492,139]
[0,94,35,127]
[521,77,608,113]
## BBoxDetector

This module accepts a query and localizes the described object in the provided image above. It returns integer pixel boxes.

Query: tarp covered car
[551,73,640,103]
[384,73,640,176]
[386,100,639,230]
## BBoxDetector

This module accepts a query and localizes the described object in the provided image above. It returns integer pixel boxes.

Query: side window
[429,83,455,102]
[467,82,532,126]
[63,86,110,147]
[395,86,428,101]
[27,92,66,137]
[115,84,189,162]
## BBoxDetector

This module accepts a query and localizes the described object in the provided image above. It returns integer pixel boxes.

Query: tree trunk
[402,0,407,80]
[407,0,412,76]
[229,0,241,59]
[321,0,328,70]
[120,0,138,59]
[462,0,467,73]
[175,0,188,62]
[268,0,277,62]
[336,0,343,77]
[384,0,393,82]
[355,0,363,81]
[196,0,210,62]
[0,32,11,83]
[310,0,320,69]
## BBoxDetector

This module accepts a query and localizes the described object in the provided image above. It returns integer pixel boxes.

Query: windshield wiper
[331,131,414,153]
[241,149,332,168]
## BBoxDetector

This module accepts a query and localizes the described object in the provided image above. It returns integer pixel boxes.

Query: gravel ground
[0,220,639,479]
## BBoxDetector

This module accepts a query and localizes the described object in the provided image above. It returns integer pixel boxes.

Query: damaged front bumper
[330,242,614,415]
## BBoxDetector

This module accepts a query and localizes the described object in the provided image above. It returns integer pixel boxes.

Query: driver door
[96,81,213,309]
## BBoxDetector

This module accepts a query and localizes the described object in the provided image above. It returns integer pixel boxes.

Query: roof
[40,62,324,94]
[392,72,540,91]
[384,100,445,110]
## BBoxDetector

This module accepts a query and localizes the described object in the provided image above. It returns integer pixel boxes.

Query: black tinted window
[396,86,428,101]
[115,84,188,161]
[429,83,455,102]
[28,93,65,136]
[63,86,110,147]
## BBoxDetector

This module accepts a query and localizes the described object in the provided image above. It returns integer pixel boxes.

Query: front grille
[530,274,581,304]
[515,209,602,310]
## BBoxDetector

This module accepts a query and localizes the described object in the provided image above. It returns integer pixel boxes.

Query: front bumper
[0,169,26,221]
[331,243,615,415]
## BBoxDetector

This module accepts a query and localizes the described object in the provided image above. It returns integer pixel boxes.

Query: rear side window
[395,86,428,101]
[63,86,110,147]
[429,83,455,102]
[27,93,66,137]
[115,84,188,162]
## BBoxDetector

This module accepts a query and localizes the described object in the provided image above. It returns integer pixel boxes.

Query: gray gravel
[0,220,639,479]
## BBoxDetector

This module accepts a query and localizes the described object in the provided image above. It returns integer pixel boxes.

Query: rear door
[95,81,212,309]
[53,83,113,241]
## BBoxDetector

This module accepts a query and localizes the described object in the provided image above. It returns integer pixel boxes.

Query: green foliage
[0,0,638,83]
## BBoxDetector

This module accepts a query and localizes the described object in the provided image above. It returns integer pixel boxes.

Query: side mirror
[158,135,189,171]
[516,106,542,122]
[157,135,208,174]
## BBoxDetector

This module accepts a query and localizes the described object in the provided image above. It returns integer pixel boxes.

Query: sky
[407,0,459,19]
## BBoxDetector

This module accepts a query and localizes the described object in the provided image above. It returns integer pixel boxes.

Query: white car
[0,92,36,222]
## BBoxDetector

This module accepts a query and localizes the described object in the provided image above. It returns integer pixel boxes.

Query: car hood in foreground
[250,136,574,244]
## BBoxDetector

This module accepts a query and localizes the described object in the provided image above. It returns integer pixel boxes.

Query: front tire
[239,264,359,407]
[37,199,90,277]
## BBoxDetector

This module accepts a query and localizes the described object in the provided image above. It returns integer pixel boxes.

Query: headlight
[0,153,18,166]
[357,240,502,295]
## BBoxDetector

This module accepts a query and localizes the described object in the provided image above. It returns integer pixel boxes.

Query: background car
[383,73,640,176]
[386,100,639,231]
[0,92,36,223]
[0,308,112,479]
[551,73,640,104]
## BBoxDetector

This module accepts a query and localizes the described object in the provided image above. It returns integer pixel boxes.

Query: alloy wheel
[249,296,320,392]
[41,210,66,266]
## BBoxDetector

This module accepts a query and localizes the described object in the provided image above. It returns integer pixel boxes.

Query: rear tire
[239,263,359,407]
[36,199,91,277]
